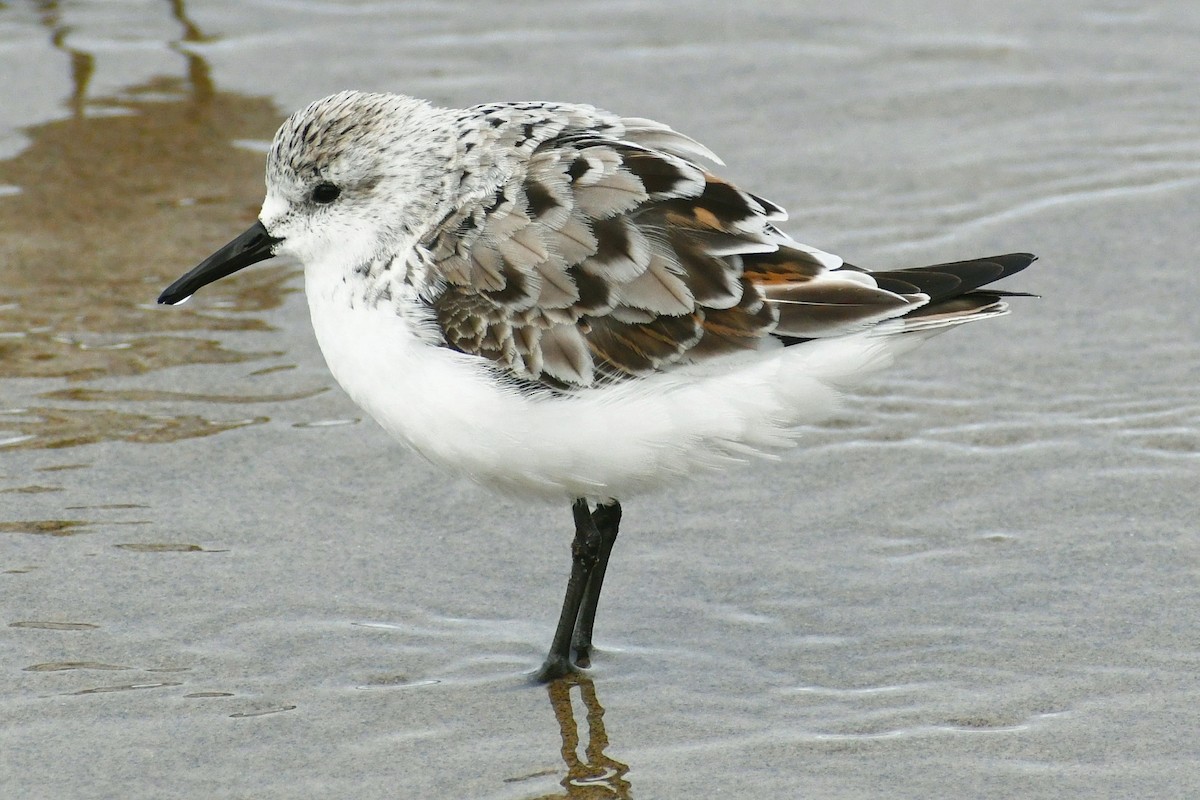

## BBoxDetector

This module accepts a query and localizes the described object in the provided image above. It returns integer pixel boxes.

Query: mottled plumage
[159,91,1036,680]
[247,91,1031,394]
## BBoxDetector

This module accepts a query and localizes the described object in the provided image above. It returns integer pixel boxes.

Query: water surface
[2,2,1199,798]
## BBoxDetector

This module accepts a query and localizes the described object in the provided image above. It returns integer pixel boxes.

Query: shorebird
[159,91,1034,681]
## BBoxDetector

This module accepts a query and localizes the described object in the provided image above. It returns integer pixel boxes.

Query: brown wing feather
[425,105,1035,389]
[428,118,786,388]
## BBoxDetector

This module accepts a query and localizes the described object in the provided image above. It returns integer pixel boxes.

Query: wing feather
[422,104,1034,390]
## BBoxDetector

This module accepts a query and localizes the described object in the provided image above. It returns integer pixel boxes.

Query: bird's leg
[572,501,622,667]
[537,499,602,682]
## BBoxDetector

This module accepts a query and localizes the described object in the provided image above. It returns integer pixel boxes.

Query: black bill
[158,220,283,305]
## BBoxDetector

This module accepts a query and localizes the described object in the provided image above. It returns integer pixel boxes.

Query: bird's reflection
[0,0,298,449]
[32,0,94,114]
[535,673,632,799]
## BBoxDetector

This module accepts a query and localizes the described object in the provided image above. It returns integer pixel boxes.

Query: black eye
[311,182,341,204]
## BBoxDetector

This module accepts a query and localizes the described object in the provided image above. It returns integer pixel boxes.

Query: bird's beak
[157,220,283,305]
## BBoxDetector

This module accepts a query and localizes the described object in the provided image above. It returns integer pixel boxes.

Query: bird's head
[158,90,454,305]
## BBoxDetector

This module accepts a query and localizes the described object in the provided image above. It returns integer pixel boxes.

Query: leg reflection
[541,673,632,799]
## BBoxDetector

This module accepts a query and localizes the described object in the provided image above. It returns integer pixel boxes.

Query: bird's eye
[311,182,341,204]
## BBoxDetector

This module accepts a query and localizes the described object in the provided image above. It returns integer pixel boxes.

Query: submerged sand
[2,2,1199,798]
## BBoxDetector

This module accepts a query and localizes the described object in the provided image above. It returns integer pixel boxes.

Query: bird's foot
[535,653,580,683]
[573,645,592,669]
[572,630,595,668]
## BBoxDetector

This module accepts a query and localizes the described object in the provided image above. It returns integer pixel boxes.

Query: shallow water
[3,2,1199,798]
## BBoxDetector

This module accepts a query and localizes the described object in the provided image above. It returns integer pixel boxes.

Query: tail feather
[845,253,1037,303]
[893,292,1011,333]
[887,253,1036,333]
[775,252,1037,344]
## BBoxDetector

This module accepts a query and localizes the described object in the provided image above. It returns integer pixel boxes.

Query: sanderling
[159,91,1035,681]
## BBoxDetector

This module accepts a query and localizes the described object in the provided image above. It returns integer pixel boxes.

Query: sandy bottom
[2,2,1199,798]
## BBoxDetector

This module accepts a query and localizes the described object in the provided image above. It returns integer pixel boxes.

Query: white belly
[306,273,911,503]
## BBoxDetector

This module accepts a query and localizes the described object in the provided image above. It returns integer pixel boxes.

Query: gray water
[2,2,1199,798]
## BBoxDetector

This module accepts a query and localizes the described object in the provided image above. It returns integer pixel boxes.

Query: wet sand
[3,2,1199,798]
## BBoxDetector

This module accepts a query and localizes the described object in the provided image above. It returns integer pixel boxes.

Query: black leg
[536,499,602,682]
[572,501,621,667]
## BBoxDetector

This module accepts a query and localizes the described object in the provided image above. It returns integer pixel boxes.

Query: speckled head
[158,91,456,306]
[261,91,457,272]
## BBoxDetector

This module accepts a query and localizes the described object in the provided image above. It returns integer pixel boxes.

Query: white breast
[305,268,919,503]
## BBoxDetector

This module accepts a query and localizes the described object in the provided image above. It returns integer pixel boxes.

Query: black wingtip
[877,252,1039,301]
[993,252,1038,275]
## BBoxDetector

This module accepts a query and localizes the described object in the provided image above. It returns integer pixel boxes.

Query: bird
[158,90,1035,682]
